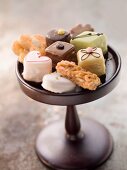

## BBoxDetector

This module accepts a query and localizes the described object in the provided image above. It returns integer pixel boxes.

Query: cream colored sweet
[77,47,106,76]
[42,72,76,93]
[22,51,52,82]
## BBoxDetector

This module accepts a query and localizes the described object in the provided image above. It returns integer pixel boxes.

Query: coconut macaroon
[22,51,52,82]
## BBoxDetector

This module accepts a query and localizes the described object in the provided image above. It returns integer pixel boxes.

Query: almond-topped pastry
[56,60,101,90]
[12,34,47,63]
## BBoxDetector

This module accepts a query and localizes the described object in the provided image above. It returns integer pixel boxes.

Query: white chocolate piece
[23,51,52,82]
[77,47,106,76]
[42,72,76,93]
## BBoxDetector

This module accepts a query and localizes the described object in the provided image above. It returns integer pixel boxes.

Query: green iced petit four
[70,31,107,54]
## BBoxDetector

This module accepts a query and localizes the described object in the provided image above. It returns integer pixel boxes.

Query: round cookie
[42,72,76,93]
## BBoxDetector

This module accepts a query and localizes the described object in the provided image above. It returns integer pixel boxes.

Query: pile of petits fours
[12,24,108,93]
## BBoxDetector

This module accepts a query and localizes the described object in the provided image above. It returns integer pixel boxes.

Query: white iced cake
[42,72,76,93]
[22,51,52,82]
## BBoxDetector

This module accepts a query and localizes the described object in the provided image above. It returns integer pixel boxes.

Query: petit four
[70,31,107,54]
[22,51,52,82]
[12,34,46,63]
[12,24,109,93]
[70,24,94,37]
[46,29,71,46]
[56,60,101,90]
[45,41,76,68]
[77,47,106,76]
[42,72,76,93]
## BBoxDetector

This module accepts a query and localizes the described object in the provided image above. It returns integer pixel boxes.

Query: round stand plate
[16,46,121,106]
[36,118,113,170]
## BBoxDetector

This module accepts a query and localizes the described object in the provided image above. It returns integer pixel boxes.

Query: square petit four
[70,31,107,54]
[45,41,75,68]
[22,51,52,82]
[77,47,106,76]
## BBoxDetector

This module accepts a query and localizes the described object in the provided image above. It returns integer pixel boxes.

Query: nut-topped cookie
[45,41,75,68]
[56,60,101,90]
[46,29,71,46]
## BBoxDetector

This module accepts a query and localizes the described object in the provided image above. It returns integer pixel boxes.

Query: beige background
[0,0,127,169]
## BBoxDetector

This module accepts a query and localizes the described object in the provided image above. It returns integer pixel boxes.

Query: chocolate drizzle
[72,33,103,40]
[81,47,101,61]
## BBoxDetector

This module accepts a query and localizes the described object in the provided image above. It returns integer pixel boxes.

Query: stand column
[65,105,83,140]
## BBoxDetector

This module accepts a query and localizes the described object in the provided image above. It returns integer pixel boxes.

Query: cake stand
[16,46,121,170]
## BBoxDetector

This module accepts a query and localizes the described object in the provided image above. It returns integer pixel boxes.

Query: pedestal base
[36,118,113,170]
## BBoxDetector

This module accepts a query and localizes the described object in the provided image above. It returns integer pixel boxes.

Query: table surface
[0,0,127,170]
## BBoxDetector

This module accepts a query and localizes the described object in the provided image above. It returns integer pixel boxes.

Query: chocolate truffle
[46,29,71,46]
[45,41,75,68]
[70,31,108,54]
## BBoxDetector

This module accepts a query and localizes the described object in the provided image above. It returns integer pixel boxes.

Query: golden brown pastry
[56,60,101,90]
[12,34,47,63]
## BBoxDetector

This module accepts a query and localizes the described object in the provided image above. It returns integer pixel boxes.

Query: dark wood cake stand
[16,46,121,170]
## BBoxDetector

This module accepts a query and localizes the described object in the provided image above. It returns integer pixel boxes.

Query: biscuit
[56,60,101,90]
